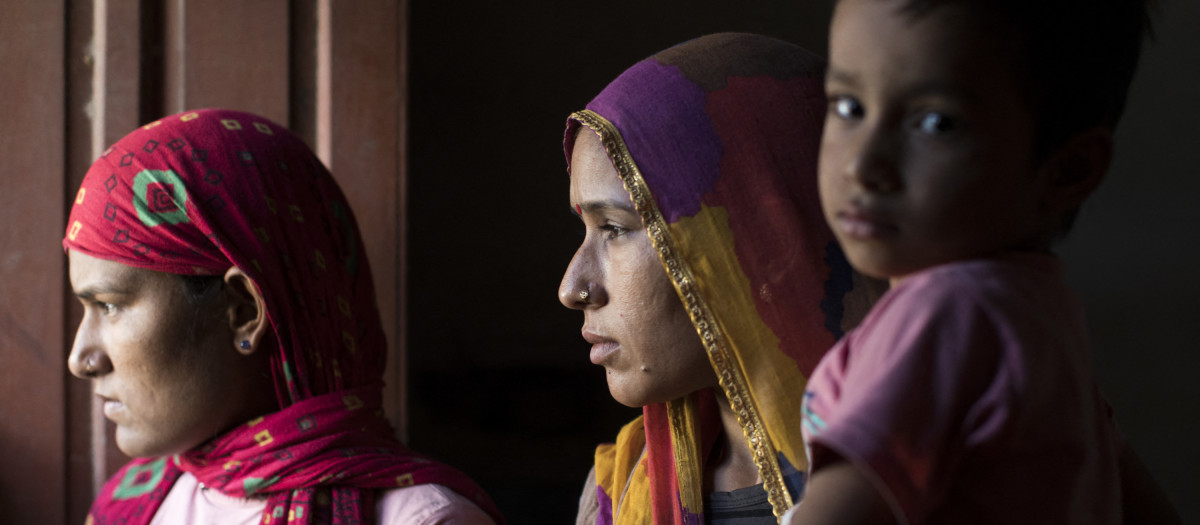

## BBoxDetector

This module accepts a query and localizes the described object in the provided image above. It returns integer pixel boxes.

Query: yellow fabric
[595,416,653,525]
[670,206,810,473]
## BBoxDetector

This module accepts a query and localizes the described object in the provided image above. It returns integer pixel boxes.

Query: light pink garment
[801,254,1121,524]
[151,472,496,525]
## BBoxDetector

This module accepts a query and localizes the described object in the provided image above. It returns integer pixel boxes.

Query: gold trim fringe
[571,110,794,520]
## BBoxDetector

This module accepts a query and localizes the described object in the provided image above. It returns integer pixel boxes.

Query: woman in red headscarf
[64,108,502,524]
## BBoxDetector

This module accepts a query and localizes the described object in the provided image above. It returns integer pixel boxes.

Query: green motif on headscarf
[244,475,281,497]
[133,169,191,227]
[111,457,167,500]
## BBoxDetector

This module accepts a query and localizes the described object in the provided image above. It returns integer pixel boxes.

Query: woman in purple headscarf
[558,33,882,524]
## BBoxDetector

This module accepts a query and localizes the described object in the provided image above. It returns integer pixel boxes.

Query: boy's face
[819,0,1054,284]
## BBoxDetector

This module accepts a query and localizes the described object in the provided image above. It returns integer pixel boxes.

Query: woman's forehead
[569,131,621,191]
[69,250,166,293]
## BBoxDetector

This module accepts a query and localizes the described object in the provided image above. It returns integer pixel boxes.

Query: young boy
[785,0,1160,523]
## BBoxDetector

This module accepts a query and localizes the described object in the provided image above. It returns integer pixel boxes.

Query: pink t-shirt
[150,472,496,525]
[801,254,1121,524]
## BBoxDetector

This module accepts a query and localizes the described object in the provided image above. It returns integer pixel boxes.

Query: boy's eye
[98,302,118,315]
[831,96,864,121]
[916,112,957,135]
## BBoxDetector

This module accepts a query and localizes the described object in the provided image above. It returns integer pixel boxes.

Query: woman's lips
[583,330,619,365]
[589,342,619,365]
[98,395,125,419]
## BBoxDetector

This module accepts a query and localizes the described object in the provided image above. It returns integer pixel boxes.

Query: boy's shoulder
[849,252,1087,366]
[869,253,1075,333]
[896,253,1064,296]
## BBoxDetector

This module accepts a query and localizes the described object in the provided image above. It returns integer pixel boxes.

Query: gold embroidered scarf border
[570,109,794,519]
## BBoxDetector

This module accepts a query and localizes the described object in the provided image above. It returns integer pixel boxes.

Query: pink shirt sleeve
[803,257,1120,524]
[804,271,1020,523]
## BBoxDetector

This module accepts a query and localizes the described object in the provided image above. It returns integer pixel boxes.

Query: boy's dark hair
[893,0,1154,160]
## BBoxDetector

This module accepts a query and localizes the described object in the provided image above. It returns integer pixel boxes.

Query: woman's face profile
[559,129,716,407]
[67,251,265,457]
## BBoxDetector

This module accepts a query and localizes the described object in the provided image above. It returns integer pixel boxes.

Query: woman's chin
[606,377,649,408]
[115,429,191,458]
[606,366,715,408]
[606,377,677,408]
[114,433,155,458]
[610,394,647,409]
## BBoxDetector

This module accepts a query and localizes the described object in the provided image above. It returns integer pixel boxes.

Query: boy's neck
[887,246,1057,287]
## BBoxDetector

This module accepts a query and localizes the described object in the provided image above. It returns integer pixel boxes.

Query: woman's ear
[223,266,269,355]
[1038,126,1114,215]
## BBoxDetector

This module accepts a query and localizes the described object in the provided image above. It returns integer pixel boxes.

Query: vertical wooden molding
[93,0,108,158]
[87,0,146,491]
[163,0,186,116]
[66,2,97,521]
[394,0,410,443]
[138,0,166,122]
[164,0,289,120]
[315,0,333,164]
[0,1,67,522]
[289,0,319,145]
[320,0,404,438]
[94,0,143,149]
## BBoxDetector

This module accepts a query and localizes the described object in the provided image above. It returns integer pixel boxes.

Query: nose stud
[578,290,589,301]
[82,355,98,377]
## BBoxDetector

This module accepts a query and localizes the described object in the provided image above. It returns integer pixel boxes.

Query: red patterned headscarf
[65,109,502,524]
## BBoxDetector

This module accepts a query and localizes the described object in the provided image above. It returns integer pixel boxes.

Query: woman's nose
[558,247,606,310]
[67,315,111,378]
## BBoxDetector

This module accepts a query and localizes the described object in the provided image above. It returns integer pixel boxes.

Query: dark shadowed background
[1,1,1194,523]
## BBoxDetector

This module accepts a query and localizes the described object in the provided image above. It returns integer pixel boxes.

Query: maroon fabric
[65,109,501,524]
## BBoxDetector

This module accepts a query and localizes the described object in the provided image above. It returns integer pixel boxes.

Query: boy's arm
[1119,442,1182,525]
[783,460,897,525]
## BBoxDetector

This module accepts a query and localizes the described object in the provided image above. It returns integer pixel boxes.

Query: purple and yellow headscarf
[565,33,877,523]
